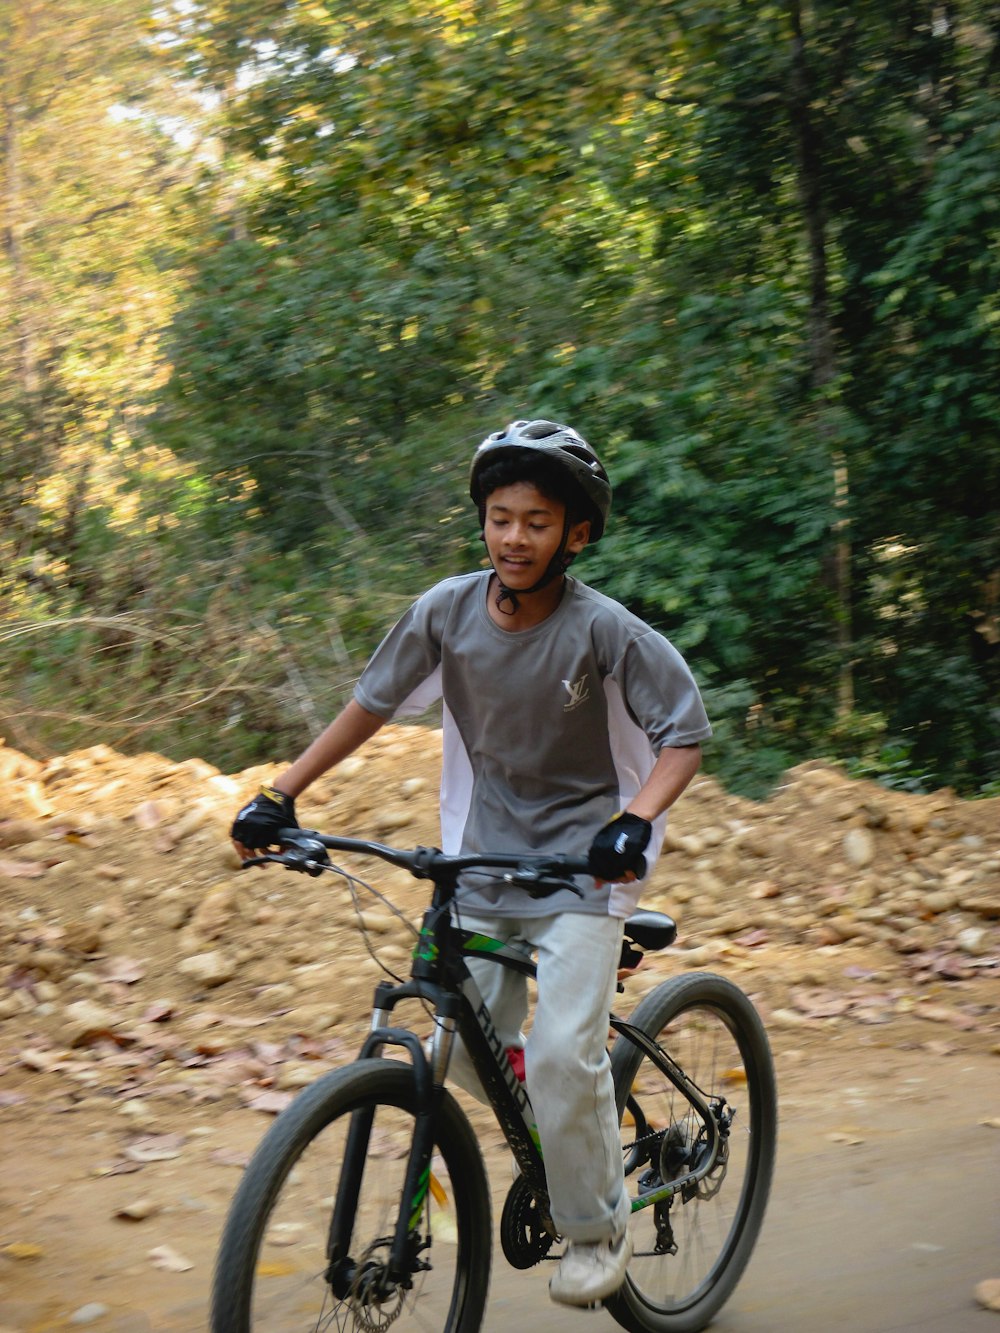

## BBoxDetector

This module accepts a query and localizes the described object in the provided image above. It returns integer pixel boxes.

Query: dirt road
[1,733,998,1329]
[489,1046,1000,1333]
[1,1033,997,1332]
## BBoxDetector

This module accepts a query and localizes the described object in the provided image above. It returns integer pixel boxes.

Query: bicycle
[211,828,777,1333]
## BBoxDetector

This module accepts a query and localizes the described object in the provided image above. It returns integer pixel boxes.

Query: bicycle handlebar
[242,828,592,898]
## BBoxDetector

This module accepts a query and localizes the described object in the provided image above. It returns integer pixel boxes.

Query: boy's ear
[567,517,592,552]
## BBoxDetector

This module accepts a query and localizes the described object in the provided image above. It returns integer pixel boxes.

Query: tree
[5,0,997,793]
[155,0,653,552]
[0,0,211,754]
[543,0,1000,791]
[0,0,196,554]
[858,93,1000,787]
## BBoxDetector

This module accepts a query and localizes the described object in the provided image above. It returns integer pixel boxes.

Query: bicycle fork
[325,987,459,1301]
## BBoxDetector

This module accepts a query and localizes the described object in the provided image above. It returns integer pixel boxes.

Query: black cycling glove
[587,812,652,882]
[231,784,299,852]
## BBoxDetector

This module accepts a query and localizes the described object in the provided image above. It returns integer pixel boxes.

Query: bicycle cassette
[500,1176,556,1269]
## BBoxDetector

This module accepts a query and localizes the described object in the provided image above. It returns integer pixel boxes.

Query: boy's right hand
[231,785,299,861]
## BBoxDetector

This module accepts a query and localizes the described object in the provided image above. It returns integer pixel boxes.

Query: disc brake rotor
[349,1242,405,1332]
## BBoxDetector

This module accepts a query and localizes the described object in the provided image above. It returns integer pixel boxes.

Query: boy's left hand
[587,812,652,882]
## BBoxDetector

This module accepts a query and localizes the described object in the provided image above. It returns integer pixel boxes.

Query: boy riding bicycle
[232,418,711,1307]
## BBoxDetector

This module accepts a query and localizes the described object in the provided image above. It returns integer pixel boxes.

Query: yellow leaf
[257,1259,298,1278]
[429,1171,448,1206]
[2,1242,43,1261]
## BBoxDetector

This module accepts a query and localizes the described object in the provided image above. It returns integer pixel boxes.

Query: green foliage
[848,92,1000,791]
[3,0,999,802]
[156,223,475,549]
[844,743,939,796]
[521,272,843,795]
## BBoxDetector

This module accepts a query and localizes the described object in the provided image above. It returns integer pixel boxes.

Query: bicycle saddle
[623,911,677,952]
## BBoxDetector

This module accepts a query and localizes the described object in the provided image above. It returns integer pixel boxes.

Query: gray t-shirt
[354,571,711,918]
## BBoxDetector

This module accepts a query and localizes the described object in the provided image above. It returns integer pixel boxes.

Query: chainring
[500,1176,556,1269]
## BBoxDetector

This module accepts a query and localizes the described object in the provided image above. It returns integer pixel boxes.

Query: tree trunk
[2,93,39,397]
[787,0,854,717]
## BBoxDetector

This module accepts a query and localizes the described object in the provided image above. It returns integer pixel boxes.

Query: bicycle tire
[212,1058,492,1332]
[606,972,777,1333]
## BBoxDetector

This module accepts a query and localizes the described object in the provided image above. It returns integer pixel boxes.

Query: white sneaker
[549,1228,632,1307]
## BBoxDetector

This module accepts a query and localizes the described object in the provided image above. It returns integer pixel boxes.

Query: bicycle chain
[622,1122,673,1161]
[623,1121,721,1191]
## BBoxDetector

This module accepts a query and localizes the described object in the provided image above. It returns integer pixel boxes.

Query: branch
[253,616,325,739]
[79,200,133,228]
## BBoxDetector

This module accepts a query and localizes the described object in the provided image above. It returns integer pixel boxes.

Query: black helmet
[469,419,612,541]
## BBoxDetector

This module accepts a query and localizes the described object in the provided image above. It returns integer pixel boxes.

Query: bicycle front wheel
[607,973,777,1333]
[212,1058,491,1332]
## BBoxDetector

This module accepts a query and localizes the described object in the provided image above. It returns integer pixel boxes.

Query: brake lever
[240,853,278,870]
[503,868,585,898]
[240,840,331,877]
[543,877,585,898]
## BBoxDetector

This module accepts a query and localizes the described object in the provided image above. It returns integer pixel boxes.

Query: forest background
[2,0,998,800]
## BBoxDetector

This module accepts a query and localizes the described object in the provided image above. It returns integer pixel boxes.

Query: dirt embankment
[1,729,996,1065]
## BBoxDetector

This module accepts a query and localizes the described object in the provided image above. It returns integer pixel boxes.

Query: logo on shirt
[562,674,590,712]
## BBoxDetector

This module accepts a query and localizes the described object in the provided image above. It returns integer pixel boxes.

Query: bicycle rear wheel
[212,1058,491,1332]
[607,973,777,1333]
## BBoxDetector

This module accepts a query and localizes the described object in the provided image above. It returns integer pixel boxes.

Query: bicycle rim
[212,1060,491,1332]
[608,974,777,1333]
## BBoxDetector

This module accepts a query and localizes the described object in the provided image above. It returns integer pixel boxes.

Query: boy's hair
[475,453,594,534]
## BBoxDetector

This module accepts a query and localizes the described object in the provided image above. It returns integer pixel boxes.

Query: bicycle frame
[327,890,726,1288]
[215,832,776,1333]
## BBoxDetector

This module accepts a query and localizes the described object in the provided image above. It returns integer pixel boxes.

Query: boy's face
[482,481,590,591]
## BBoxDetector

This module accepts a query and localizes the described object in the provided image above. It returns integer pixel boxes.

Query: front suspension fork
[326,987,459,1294]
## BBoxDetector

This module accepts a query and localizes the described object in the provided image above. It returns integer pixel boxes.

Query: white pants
[447,910,629,1243]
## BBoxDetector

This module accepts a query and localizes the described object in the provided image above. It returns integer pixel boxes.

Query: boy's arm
[588,744,702,885]
[625,743,702,823]
[271,698,386,798]
[231,699,386,858]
